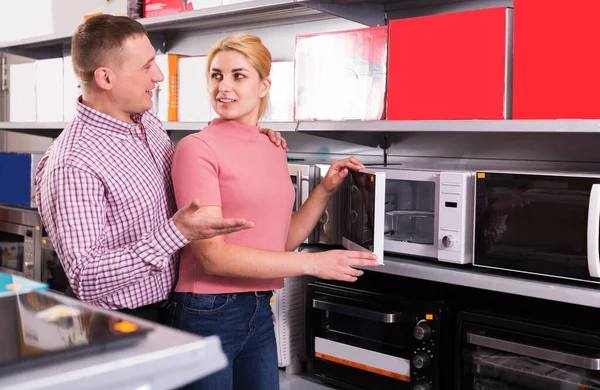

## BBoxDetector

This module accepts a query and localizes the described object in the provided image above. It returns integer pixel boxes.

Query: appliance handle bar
[312,298,403,323]
[588,184,600,277]
[467,332,600,371]
[295,169,303,213]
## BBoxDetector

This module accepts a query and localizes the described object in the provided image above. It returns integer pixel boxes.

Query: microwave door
[342,170,385,265]
[587,184,600,277]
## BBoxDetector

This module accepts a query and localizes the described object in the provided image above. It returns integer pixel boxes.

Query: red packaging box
[387,7,512,120]
[294,26,388,121]
[513,0,600,119]
[144,0,205,18]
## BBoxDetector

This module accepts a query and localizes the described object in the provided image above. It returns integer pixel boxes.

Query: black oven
[306,275,454,390]
[457,308,600,390]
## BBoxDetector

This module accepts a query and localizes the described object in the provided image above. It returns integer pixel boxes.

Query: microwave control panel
[437,172,475,264]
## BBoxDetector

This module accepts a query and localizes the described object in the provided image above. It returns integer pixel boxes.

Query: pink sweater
[171,119,294,293]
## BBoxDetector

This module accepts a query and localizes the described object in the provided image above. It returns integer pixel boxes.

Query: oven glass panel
[42,244,68,294]
[0,232,24,273]
[384,179,436,245]
[463,342,600,389]
[475,173,600,281]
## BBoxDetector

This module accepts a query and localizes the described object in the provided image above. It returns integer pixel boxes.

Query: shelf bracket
[298,0,386,26]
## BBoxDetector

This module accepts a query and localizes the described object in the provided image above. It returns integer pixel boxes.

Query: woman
[169,33,378,390]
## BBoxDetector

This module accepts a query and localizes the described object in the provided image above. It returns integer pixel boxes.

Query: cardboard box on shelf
[387,7,512,120]
[63,56,81,121]
[1,54,36,122]
[0,0,130,44]
[153,54,187,122]
[143,0,222,18]
[263,61,294,122]
[36,58,64,123]
[294,26,388,121]
[0,152,44,208]
[178,56,212,122]
[9,63,37,122]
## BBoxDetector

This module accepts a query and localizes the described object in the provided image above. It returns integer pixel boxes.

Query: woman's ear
[260,77,272,98]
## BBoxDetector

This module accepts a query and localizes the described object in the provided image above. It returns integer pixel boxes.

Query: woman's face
[208,50,270,126]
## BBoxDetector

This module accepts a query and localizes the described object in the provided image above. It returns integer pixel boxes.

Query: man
[35,15,287,322]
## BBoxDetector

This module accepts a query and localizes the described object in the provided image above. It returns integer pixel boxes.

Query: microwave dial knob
[413,380,432,390]
[413,322,432,341]
[442,235,456,248]
[412,352,431,370]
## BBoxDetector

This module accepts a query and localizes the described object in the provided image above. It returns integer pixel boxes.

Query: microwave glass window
[345,171,377,252]
[290,175,298,211]
[475,173,600,280]
[384,179,435,245]
[463,344,600,389]
[0,233,24,273]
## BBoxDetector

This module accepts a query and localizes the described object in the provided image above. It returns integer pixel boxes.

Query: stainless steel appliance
[288,163,343,245]
[343,167,475,264]
[457,308,600,390]
[474,171,600,284]
[306,273,454,390]
[0,205,42,281]
[41,237,69,294]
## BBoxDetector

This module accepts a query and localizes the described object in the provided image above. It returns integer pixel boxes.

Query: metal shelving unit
[298,119,600,133]
[0,0,330,57]
[0,121,299,138]
[5,120,600,139]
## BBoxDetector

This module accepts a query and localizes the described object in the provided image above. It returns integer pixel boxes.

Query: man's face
[109,34,164,116]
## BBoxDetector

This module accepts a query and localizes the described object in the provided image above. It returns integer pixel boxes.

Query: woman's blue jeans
[167,291,279,390]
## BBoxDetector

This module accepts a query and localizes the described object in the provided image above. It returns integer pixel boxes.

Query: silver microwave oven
[342,167,475,265]
[0,205,42,281]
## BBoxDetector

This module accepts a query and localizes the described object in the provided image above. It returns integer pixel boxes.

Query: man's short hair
[71,14,147,84]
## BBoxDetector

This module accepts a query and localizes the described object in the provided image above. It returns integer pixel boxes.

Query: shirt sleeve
[41,165,188,302]
[172,134,222,209]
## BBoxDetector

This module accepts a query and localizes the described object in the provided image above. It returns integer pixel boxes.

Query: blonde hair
[206,33,272,119]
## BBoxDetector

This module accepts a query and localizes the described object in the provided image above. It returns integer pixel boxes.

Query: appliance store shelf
[6,120,600,138]
[0,0,327,51]
[371,256,600,309]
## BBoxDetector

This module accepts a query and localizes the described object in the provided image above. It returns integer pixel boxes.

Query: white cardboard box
[178,56,212,122]
[36,58,64,122]
[263,61,295,122]
[63,56,80,121]
[9,63,37,122]
[0,0,125,44]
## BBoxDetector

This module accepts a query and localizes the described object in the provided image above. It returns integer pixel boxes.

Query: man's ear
[94,67,114,91]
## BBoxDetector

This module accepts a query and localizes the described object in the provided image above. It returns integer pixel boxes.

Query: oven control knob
[412,352,431,370]
[442,235,456,248]
[413,380,432,390]
[413,322,432,341]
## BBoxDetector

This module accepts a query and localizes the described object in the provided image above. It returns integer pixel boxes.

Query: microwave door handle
[467,333,600,371]
[587,184,600,277]
[312,298,402,323]
[295,169,303,213]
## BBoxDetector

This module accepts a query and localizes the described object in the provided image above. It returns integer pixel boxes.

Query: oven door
[458,310,600,390]
[41,237,69,294]
[0,221,39,281]
[307,283,443,390]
